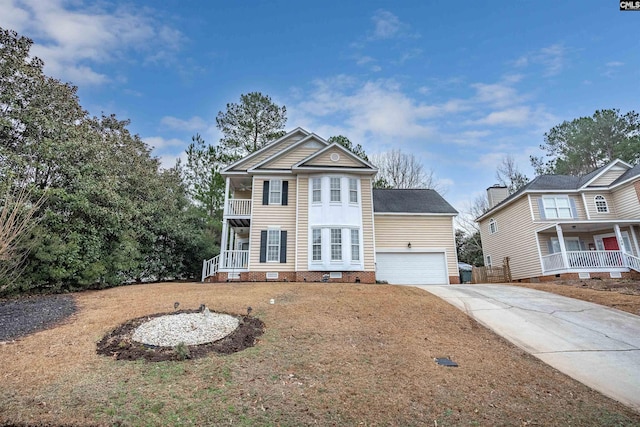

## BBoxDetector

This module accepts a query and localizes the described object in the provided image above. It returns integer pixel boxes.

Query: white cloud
[295,77,470,145]
[0,0,184,85]
[160,116,209,132]
[370,10,404,40]
[143,136,186,150]
[471,82,522,108]
[603,61,624,78]
[514,43,567,76]
[473,107,533,127]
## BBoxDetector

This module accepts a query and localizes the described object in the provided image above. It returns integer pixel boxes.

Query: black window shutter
[260,230,267,263]
[282,181,288,205]
[280,231,287,263]
[262,181,270,205]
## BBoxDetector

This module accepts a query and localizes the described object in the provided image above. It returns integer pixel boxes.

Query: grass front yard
[1,282,639,426]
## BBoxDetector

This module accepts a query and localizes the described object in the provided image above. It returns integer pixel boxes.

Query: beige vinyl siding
[297,176,309,270]
[305,147,363,168]
[361,178,375,270]
[590,168,626,186]
[230,135,303,171]
[531,194,586,221]
[233,190,252,200]
[584,191,617,219]
[612,182,640,219]
[249,178,297,272]
[480,197,542,280]
[262,146,320,169]
[538,231,596,256]
[374,215,457,278]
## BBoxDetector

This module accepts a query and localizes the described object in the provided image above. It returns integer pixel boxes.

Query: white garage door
[376,252,447,285]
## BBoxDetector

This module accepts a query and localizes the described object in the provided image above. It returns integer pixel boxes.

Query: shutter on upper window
[262,181,270,205]
[537,198,546,219]
[280,231,287,263]
[569,198,578,218]
[259,230,267,262]
[282,181,288,206]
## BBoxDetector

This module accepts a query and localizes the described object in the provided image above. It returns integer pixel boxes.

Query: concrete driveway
[417,284,640,412]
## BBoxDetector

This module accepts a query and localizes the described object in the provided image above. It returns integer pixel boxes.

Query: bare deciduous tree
[495,155,529,195]
[371,149,444,192]
[0,182,44,290]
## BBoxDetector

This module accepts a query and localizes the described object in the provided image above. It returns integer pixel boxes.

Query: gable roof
[222,127,310,173]
[373,189,457,215]
[477,158,640,221]
[293,142,377,173]
[248,134,328,172]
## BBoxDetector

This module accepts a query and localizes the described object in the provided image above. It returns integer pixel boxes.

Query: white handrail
[624,253,640,272]
[227,199,252,216]
[201,255,219,282]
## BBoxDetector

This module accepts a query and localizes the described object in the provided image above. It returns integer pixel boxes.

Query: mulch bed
[96,310,265,361]
[0,294,76,342]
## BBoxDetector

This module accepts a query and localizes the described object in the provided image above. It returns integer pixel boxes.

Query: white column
[223,177,231,217]
[614,224,627,252]
[556,224,569,269]
[630,225,640,256]
[229,228,235,251]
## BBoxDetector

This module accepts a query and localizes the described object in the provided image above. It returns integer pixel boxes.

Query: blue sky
[1,0,638,214]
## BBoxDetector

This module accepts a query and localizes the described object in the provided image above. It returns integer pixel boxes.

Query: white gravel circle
[132,310,240,347]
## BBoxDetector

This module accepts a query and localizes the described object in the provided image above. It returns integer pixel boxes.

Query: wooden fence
[471,257,512,283]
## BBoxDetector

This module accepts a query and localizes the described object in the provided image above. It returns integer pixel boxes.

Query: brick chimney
[486,185,509,209]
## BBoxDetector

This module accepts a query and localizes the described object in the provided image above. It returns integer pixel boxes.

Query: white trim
[295,174,299,271]
[222,127,310,173]
[292,166,377,175]
[371,211,458,216]
[292,141,378,170]
[528,194,535,222]
[375,247,448,253]
[579,159,632,189]
[581,193,591,220]
[630,225,640,256]
[534,230,545,276]
[247,134,329,172]
[489,218,497,234]
[370,177,377,269]
[594,195,609,213]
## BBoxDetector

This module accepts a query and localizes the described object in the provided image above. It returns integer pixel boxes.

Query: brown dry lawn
[1,282,640,426]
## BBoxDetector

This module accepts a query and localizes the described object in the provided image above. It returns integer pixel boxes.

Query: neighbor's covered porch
[537,221,640,276]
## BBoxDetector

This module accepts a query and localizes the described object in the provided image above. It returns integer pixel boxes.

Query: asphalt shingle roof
[372,189,457,214]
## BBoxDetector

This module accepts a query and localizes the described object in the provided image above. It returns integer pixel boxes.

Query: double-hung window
[312,178,321,203]
[330,177,341,202]
[542,196,573,219]
[312,229,322,261]
[349,178,358,203]
[489,218,497,234]
[351,229,360,261]
[269,179,282,205]
[267,229,280,262]
[330,228,342,261]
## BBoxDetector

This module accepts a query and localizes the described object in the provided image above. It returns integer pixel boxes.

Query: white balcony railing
[542,250,631,272]
[202,255,219,281]
[227,199,251,216]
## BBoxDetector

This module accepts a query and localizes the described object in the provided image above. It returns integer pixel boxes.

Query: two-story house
[202,128,459,285]
[477,159,640,282]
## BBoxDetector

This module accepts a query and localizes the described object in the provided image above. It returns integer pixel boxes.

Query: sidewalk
[418,284,640,412]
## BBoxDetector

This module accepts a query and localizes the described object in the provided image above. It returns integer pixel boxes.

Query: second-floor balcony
[226,199,251,227]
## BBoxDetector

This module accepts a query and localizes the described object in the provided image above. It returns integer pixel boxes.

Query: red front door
[603,237,620,250]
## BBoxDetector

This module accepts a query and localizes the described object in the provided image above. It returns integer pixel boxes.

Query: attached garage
[376,251,448,285]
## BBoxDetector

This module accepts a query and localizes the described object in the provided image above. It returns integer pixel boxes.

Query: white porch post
[229,228,235,251]
[614,224,627,253]
[219,177,231,264]
[630,225,640,256]
[556,224,569,269]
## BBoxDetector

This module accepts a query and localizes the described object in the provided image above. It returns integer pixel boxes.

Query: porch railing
[227,199,251,216]
[542,250,633,272]
[624,253,640,272]
[202,255,219,282]
[220,250,249,269]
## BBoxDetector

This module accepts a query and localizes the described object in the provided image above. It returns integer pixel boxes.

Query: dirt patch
[1,282,639,426]
[96,310,264,361]
[512,278,640,315]
[0,294,77,342]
